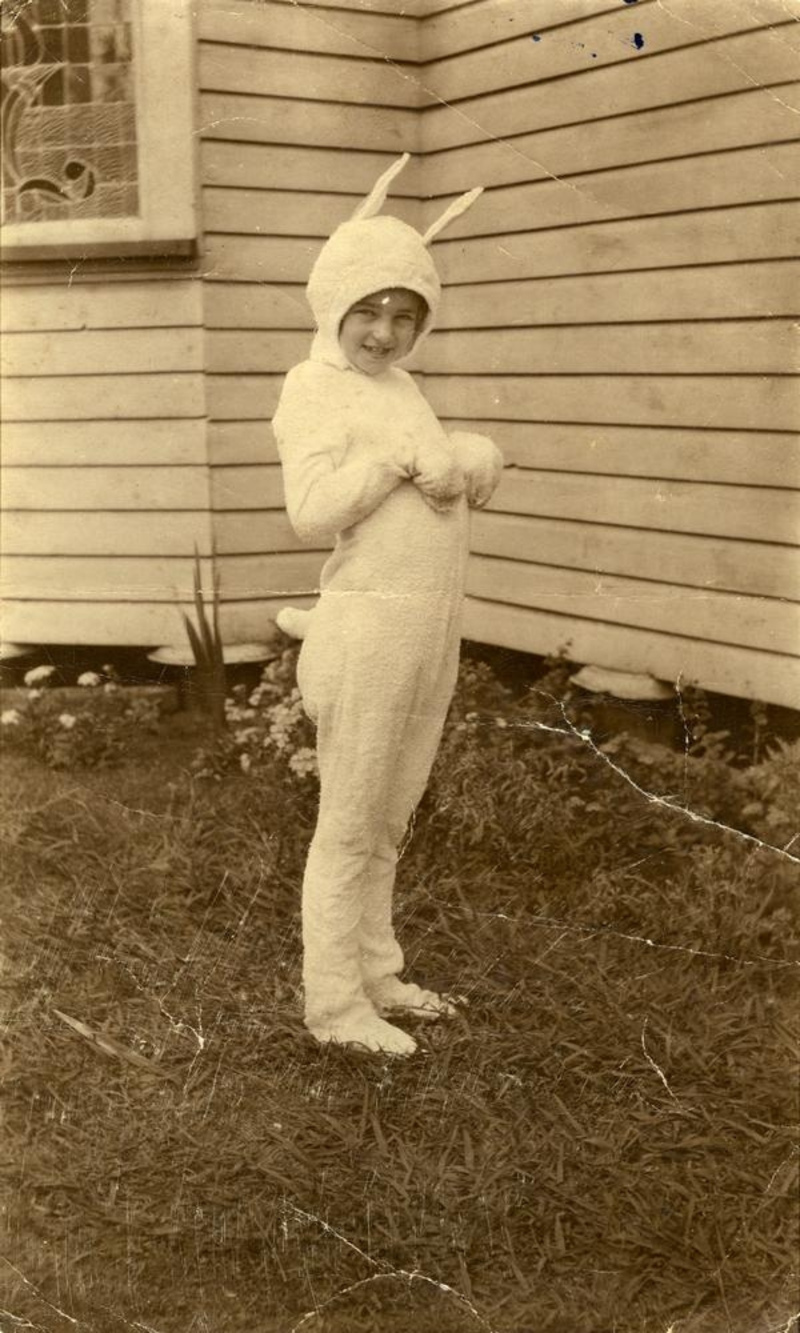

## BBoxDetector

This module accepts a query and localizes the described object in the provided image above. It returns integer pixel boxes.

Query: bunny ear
[422,186,483,244]
[350,152,411,221]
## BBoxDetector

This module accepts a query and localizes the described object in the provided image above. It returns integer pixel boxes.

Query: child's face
[339,288,425,375]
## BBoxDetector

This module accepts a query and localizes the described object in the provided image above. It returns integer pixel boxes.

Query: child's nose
[373,314,394,343]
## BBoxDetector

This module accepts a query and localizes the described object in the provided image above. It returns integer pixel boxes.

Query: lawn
[1,654,798,1333]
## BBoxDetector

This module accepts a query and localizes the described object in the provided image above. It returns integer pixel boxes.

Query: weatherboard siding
[0,278,211,647]
[418,0,800,708]
[197,0,422,644]
[1,0,797,706]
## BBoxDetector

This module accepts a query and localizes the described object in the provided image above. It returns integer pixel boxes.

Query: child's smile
[339,288,425,376]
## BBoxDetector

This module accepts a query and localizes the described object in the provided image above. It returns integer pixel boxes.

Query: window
[1,0,197,258]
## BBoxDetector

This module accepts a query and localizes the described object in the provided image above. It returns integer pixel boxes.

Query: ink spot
[591,52,597,58]
[623,1,639,5]
[531,33,541,41]
[632,31,645,49]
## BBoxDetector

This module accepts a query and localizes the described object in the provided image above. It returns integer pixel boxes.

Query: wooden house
[2,0,798,705]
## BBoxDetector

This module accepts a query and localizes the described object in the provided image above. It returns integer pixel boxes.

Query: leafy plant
[1,687,161,770]
[181,548,226,731]
[192,646,318,791]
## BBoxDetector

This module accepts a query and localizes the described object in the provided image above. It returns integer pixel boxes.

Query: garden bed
[1,651,797,1332]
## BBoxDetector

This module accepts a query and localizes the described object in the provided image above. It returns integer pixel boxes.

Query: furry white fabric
[272,160,503,1055]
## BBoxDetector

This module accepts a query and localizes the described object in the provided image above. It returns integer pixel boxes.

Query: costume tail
[276,607,311,640]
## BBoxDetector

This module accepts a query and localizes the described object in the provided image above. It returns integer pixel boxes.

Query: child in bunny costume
[273,154,503,1056]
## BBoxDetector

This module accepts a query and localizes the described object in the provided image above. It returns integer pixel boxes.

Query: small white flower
[1,709,21,726]
[233,727,259,745]
[240,753,252,774]
[77,671,102,688]
[58,713,77,730]
[289,747,318,779]
[24,665,55,686]
[27,689,43,701]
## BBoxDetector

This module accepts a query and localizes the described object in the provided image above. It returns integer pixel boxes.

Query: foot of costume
[273,154,503,1055]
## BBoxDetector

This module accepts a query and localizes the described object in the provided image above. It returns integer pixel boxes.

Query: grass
[1,673,798,1333]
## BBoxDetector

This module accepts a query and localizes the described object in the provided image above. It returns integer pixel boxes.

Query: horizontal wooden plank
[206,330,325,372]
[199,92,418,154]
[3,588,793,697]
[1,420,208,468]
[1,329,204,378]
[423,84,800,193]
[445,421,800,488]
[0,551,324,603]
[434,203,800,284]
[199,43,420,108]
[267,0,427,14]
[412,0,468,13]
[211,465,284,510]
[198,0,420,62]
[207,321,800,377]
[266,0,425,14]
[217,552,325,598]
[423,25,800,149]
[2,467,210,512]
[1,556,210,603]
[0,600,203,647]
[0,281,202,333]
[0,596,314,648]
[436,262,800,327]
[487,469,800,543]
[472,512,800,601]
[201,141,422,196]
[2,375,206,422]
[420,2,800,105]
[466,555,798,654]
[206,373,289,419]
[1,512,214,557]
[425,144,800,237]
[213,509,307,554]
[204,284,310,331]
[203,235,320,284]
[203,187,421,237]
[431,374,800,434]
[219,597,317,643]
[205,204,800,286]
[207,417,800,488]
[204,370,800,431]
[209,422,277,467]
[425,321,800,376]
[423,0,627,61]
[183,262,800,340]
[462,597,800,708]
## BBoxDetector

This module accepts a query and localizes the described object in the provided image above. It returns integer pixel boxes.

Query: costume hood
[306,154,482,371]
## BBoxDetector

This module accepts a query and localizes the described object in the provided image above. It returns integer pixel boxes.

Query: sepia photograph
[1,0,799,1330]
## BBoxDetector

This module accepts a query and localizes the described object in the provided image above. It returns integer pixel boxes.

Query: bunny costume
[272,155,503,1055]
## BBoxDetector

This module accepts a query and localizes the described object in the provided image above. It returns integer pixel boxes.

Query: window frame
[0,0,199,260]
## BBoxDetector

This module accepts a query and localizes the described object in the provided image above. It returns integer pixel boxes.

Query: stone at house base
[0,643,36,661]
[570,665,674,701]
[147,642,277,667]
[570,664,678,748]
